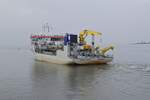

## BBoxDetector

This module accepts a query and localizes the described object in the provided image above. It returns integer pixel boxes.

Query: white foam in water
[143,67,150,72]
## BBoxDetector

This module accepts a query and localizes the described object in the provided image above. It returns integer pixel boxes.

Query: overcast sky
[0,0,150,47]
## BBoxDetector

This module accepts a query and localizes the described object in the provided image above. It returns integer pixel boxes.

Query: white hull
[34,52,113,64]
[73,57,113,64]
[34,53,73,64]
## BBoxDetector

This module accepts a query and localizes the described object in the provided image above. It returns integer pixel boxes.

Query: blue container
[64,34,69,45]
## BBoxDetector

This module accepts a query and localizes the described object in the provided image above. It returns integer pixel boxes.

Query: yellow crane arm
[79,30,102,43]
[100,46,114,55]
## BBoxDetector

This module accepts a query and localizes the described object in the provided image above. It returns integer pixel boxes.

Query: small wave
[129,65,137,69]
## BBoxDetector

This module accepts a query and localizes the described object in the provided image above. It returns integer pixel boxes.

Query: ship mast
[42,23,52,33]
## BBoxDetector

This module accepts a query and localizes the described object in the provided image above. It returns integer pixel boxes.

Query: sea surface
[0,44,150,100]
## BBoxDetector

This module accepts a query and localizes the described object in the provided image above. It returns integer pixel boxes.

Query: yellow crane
[79,30,114,55]
[79,30,102,45]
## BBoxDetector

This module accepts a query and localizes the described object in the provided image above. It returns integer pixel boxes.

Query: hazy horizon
[0,0,150,47]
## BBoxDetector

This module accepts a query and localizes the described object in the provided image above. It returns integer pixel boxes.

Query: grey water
[0,44,150,100]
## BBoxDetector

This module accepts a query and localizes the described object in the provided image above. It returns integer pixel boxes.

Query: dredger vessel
[31,28,114,64]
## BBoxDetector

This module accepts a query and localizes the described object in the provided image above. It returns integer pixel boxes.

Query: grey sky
[0,0,150,47]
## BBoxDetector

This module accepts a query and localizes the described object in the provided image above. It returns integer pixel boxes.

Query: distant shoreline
[132,42,150,45]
